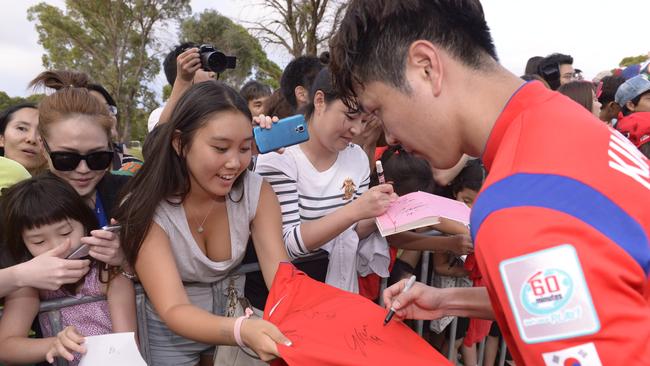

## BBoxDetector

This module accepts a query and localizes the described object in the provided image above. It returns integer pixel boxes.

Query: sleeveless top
[153,171,263,283]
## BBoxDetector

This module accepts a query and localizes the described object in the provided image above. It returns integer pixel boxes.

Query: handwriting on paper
[344,325,383,357]
[78,332,145,366]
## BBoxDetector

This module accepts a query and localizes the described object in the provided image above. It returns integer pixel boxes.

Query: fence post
[477,338,486,366]
[45,310,68,366]
[498,337,507,366]
[416,250,431,336]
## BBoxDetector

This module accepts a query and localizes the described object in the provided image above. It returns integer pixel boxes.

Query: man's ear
[0,134,4,148]
[407,40,444,97]
[626,100,637,113]
[171,129,182,155]
[295,86,308,106]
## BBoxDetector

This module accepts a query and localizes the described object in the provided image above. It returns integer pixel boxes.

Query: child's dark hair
[450,159,485,196]
[240,80,272,102]
[374,145,435,196]
[0,174,102,293]
[262,89,294,119]
[598,75,626,105]
[280,55,326,110]
[558,81,596,113]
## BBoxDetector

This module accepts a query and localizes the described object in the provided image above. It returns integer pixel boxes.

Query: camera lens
[202,51,226,73]
[296,125,305,133]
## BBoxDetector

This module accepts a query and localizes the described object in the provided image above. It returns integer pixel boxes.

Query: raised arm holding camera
[156,44,236,128]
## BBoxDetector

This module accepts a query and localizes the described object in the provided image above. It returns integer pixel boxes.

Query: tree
[180,10,282,89]
[619,54,649,68]
[248,0,347,57]
[28,0,191,141]
[0,91,44,112]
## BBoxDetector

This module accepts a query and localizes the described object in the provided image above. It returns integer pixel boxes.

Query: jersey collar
[482,81,553,171]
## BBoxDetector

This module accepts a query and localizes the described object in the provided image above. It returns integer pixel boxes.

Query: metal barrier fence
[1,251,509,366]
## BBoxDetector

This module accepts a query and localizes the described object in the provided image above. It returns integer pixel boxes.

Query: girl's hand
[16,240,90,290]
[251,114,285,154]
[447,234,474,256]
[351,184,397,220]
[83,219,125,266]
[240,318,292,362]
[252,114,279,129]
[45,326,86,363]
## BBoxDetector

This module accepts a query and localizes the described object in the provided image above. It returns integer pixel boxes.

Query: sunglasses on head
[42,139,114,171]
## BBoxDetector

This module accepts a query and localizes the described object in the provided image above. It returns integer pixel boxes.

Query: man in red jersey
[329,1,650,365]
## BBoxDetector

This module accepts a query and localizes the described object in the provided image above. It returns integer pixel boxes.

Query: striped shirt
[255,144,377,292]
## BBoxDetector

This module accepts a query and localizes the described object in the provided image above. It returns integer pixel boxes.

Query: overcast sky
[1,0,649,101]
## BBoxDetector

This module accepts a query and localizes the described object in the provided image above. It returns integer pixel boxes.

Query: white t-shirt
[147,105,165,132]
[254,144,389,292]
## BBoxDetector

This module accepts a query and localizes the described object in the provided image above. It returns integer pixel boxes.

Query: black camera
[199,44,237,73]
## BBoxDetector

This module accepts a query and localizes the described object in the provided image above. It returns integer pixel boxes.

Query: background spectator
[0,103,46,175]
[239,80,271,117]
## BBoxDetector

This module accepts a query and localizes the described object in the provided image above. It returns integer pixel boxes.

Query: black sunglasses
[42,139,114,171]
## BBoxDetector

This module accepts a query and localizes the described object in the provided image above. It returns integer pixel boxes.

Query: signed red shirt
[264,263,451,366]
[471,81,650,365]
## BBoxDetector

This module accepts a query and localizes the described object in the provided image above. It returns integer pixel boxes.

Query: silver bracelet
[120,269,137,281]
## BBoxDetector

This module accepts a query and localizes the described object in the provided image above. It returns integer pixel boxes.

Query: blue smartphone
[253,114,309,154]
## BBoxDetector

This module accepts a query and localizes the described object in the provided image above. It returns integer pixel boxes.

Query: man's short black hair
[329,0,498,108]
[280,56,324,110]
[542,53,574,67]
[163,42,197,86]
[240,80,272,102]
[598,75,626,105]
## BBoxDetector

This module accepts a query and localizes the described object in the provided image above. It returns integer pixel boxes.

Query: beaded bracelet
[234,307,254,348]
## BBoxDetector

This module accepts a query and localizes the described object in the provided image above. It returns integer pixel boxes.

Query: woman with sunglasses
[26,70,131,271]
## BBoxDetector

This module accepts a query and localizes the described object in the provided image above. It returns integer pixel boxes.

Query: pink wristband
[234,307,254,348]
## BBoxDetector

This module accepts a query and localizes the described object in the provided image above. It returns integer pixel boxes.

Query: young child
[0,174,136,365]
[430,159,485,366]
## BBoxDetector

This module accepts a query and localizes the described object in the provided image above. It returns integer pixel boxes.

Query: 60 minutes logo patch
[499,244,600,344]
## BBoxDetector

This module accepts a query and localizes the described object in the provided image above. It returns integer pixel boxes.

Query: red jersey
[471,81,650,365]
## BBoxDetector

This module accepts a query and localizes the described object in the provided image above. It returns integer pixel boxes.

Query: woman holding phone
[25,70,130,270]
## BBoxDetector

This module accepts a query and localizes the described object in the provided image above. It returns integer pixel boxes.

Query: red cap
[616,112,650,148]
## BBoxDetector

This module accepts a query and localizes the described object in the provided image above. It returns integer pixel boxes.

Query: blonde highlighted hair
[29,70,113,142]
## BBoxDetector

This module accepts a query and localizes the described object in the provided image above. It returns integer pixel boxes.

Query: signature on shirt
[344,324,383,357]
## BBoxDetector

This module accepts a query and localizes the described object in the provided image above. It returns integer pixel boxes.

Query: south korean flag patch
[542,342,602,366]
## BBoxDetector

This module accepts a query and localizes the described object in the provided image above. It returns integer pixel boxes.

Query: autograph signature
[344,325,383,357]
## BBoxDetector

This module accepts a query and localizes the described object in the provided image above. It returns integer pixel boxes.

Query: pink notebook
[375,191,471,237]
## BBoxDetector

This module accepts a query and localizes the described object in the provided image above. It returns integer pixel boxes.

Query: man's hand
[175,47,203,85]
[382,279,447,321]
